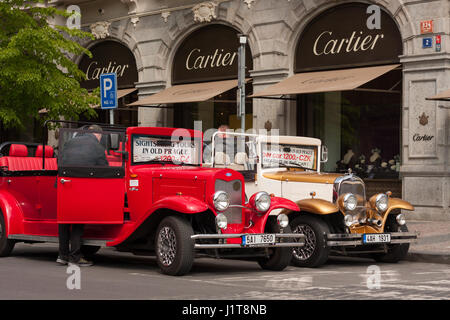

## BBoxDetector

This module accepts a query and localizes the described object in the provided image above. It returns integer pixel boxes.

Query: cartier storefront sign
[295,3,402,72]
[172,25,252,84]
[78,40,138,90]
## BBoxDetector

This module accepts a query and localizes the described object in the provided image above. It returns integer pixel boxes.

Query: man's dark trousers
[58,224,85,262]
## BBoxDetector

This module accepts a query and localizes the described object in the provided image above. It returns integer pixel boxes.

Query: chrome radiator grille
[339,178,366,206]
[215,179,243,224]
[335,175,367,220]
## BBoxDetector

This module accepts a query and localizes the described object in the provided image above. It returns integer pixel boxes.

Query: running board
[8,234,108,247]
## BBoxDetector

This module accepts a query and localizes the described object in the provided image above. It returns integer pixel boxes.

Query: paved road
[0,243,449,300]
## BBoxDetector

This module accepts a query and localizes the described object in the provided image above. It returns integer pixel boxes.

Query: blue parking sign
[100,73,118,109]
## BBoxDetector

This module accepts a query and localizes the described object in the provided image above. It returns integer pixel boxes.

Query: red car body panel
[0,189,25,235]
[57,177,124,224]
[1,126,300,251]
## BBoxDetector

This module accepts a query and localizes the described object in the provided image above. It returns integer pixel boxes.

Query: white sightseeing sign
[262,144,316,169]
[133,136,198,165]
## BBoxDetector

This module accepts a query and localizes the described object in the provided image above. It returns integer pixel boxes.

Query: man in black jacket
[60,125,108,167]
[57,125,107,267]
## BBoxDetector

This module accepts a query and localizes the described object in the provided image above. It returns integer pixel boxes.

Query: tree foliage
[0,0,99,129]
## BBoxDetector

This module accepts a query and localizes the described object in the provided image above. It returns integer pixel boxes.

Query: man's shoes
[69,257,93,267]
[56,256,69,265]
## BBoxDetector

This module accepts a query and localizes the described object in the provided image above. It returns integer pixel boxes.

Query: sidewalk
[405,220,450,264]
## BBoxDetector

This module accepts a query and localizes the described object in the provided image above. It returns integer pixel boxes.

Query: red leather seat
[33,145,57,170]
[9,144,28,157]
[35,145,54,158]
[0,144,57,171]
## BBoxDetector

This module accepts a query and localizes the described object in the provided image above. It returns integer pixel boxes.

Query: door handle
[60,178,72,184]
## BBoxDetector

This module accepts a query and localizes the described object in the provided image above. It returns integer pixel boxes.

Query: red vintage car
[0,122,304,275]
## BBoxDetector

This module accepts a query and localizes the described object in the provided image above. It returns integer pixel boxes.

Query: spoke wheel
[290,215,330,268]
[155,216,194,276]
[293,224,316,261]
[157,226,177,267]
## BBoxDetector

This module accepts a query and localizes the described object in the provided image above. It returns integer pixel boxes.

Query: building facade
[47,0,449,220]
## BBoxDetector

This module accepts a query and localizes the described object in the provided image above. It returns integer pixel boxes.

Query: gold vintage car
[207,132,418,267]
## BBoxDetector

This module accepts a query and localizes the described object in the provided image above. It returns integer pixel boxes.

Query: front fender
[248,196,299,233]
[106,195,210,247]
[294,199,339,215]
[386,198,414,213]
[379,198,414,231]
[267,196,300,214]
[0,190,25,236]
[369,194,414,216]
[151,196,210,214]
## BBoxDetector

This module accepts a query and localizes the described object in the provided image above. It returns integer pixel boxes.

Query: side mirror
[321,145,328,163]
[110,134,120,150]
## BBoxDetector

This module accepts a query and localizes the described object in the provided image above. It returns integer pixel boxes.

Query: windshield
[58,127,125,168]
[261,143,318,170]
[132,134,201,166]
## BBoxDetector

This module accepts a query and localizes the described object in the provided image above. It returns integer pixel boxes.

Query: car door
[56,127,125,224]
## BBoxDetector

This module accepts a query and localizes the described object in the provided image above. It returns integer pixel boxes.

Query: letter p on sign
[103,78,113,98]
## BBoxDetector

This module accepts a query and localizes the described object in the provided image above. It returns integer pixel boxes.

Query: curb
[406,252,450,265]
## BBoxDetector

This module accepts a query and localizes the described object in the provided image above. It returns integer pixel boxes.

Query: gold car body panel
[343,196,415,234]
[294,199,339,215]
[350,225,379,234]
[262,171,342,184]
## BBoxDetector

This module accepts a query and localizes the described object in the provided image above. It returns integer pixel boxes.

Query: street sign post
[237,34,247,132]
[100,73,118,125]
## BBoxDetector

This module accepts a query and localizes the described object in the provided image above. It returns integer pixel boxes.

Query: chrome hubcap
[293,224,316,261]
[157,226,177,267]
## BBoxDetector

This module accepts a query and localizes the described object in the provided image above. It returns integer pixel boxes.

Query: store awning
[426,89,450,101]
[117,88,137,99]
[128,79,243,106]
[250,64,400,98]
[38,88,138,113]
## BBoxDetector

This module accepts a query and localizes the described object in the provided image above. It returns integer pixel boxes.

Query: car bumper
[326,232,419,247]
[191,233,305,249]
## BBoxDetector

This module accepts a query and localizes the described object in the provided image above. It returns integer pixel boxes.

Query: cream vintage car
[206,131,418,267]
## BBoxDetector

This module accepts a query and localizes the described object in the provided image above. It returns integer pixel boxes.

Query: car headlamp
[254,191,271,212]
[344,214,354,227]
[343,193,357,211]
[277,214,289,228]
[375,194,388,213]
[213,191,230,212]
[215,213,228,230]
[396,213,406,226]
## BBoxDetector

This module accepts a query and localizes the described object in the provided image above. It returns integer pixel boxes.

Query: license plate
[242,234,276,246]
[363,233,391,244]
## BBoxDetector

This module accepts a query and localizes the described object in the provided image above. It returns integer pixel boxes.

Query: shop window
[298,69,401,180]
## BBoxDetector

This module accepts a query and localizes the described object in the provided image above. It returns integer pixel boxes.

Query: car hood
[262,171,342,184]
[131,165,243,181]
